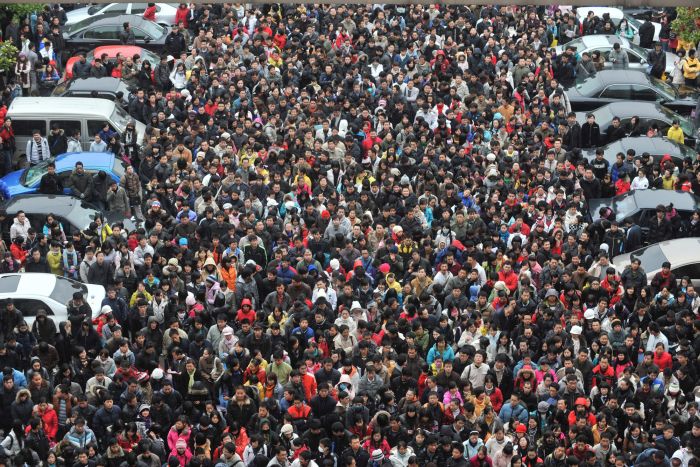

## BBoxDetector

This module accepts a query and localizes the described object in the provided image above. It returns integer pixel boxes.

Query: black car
[52,77,133,108]
[583,136,698,166]
[0,195,136,244]
[62,14,168,55]
[587,190,700,233]
[576,102,700,150]
[566,70,699,116]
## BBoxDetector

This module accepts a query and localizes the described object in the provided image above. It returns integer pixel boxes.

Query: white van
[6,97,145,161]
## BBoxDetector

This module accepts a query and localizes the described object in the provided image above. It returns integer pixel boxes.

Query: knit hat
[176,438,187,449]
[281,424,294,435]
[371,450,384,461]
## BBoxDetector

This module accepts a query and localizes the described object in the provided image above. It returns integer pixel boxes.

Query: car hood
[675,85,700,100]
[85,283,106,317]
[1,169,32,197]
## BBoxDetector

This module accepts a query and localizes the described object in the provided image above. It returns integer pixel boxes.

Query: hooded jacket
[10,216,30,241]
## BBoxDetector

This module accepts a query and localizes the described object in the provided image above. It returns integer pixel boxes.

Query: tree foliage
[671,7,700,47]
[0,42,19,74]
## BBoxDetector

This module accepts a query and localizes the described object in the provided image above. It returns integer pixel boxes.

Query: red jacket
[175,6,189,27]
[143,5,157,21]
[653,351,673,371]
[34,405,58,440]
[591,364,616,387]
[497,270,518,292]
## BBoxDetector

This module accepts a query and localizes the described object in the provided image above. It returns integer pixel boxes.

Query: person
[638,15,656,49]
[119,22,135,45]
[47,124,67,157]
[38,161,63,195]
[90,134,108,153]
[26,130,50,166]
[0,117,16,176]
[648,43,667,79]
[609,43,629,69]
[580,113,601,149]
[666,119,684,145]
[14,53,31,96]
[682,49,699,87]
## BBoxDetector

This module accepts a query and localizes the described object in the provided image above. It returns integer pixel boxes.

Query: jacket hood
[16,388,31,402]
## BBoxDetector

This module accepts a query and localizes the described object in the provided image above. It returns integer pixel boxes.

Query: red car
[65,45,160,80]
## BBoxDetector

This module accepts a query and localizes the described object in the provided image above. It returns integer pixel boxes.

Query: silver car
[66,3,178,27]
[554,35,674,76]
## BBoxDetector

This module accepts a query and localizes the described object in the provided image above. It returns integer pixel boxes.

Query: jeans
[1,149,13,176]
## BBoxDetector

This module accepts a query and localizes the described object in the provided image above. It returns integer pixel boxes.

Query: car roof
[579,35,630,48]
[62,77,125,93]
[53,152,115,171]
[8,97,117,118]
[614,238,700,274]
[659,238,700,268]
[91,45,147,58]
[71,14,152,30]
[0,273,55,296]
[1,194,84,218]
[630,190,700,212]
[592,70,651,86]
[599,101,666,120]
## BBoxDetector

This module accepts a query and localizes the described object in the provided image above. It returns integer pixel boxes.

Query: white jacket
[10,216,30,241]
[25,137,50,165]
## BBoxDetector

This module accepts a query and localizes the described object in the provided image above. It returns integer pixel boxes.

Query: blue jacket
[426,344,455,364]
[499,401,529,424]
[0,179,10,200]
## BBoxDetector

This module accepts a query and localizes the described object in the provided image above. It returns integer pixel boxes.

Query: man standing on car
[48,124,67,157]
[119,22,135,45]
[648,42,666,79]
[38,162,64,195]
[26,129,50,167]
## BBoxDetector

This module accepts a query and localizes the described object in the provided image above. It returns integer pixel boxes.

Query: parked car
[0,195,136,245]
[52,77,133,108]
[1,152,128,198]
[587,190,700,238]
[612,238,700,287]
[66,3,178,27]
[6,97,146,159]
[62,15,168,55]
[65,45,160,80]
[582,136,698,166]
[554,35,674,75]
[575,102,699,150]
[575,7,660,45]
[0,273,104,328]
[566,70,698,115]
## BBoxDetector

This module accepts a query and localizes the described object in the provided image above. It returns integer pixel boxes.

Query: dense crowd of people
[0,3,698,467]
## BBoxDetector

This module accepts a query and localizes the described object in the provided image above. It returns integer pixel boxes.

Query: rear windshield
[0,275,20,293]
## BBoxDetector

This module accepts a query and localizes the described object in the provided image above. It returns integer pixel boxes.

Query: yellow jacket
[682,57,699,79]
[667,125,685,145]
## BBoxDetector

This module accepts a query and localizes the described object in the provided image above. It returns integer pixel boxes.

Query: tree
[671,7,700,48]
[0,42,19,77]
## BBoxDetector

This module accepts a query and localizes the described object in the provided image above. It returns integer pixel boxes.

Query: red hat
[516,424,527,433]
[575,397,589,407]
[321,210,331,220]
[378,263,391,274]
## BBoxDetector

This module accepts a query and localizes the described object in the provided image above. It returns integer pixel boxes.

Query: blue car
[2,152,127,197]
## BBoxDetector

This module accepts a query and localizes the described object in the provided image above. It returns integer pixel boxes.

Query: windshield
[22,160,50,187]
[68,200,100,231]
[625,15,643,30]
[629,243,669,271]
[650,76,677,100]
[611,192,638,221]
[575,76,602,95]
[64,15,101,34]
[49,276,86,304]
[658,106,695,135]
[110,105,131,133]
[112,158,128,179]
[593,105,615,126]
[139,20,166,38]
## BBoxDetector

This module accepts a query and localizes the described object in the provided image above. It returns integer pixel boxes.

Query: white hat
[100,305,112,314]
[151,368,164,380]
[330,259,340,270]
[221,132,231,139]
[583,309,596,320]
[223,203,233,210]
[570,325,582,335]
[350,301,362,311]
[281,424,294,435]
[486,153,496,162]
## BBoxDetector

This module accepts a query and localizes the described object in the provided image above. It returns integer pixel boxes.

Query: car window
[673,263,700,280]
[597,48,613,60]
[87,120,108,139]
[132,27,151,40]
[652,119,671,133]
[102,3,128,14]
[50,276,86,305]
[11,119,46,137]
[0,275,21,293]
[600,85,633,100]
[632,85,661,101]
[50,120,81,141]
[10,299,50,316]
[627,51,642,63]
[130,3,157,14]
[83,26,120,40]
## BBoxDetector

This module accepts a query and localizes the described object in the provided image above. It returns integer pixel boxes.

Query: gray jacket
[106,185,129,215]
[609,49,629,69]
